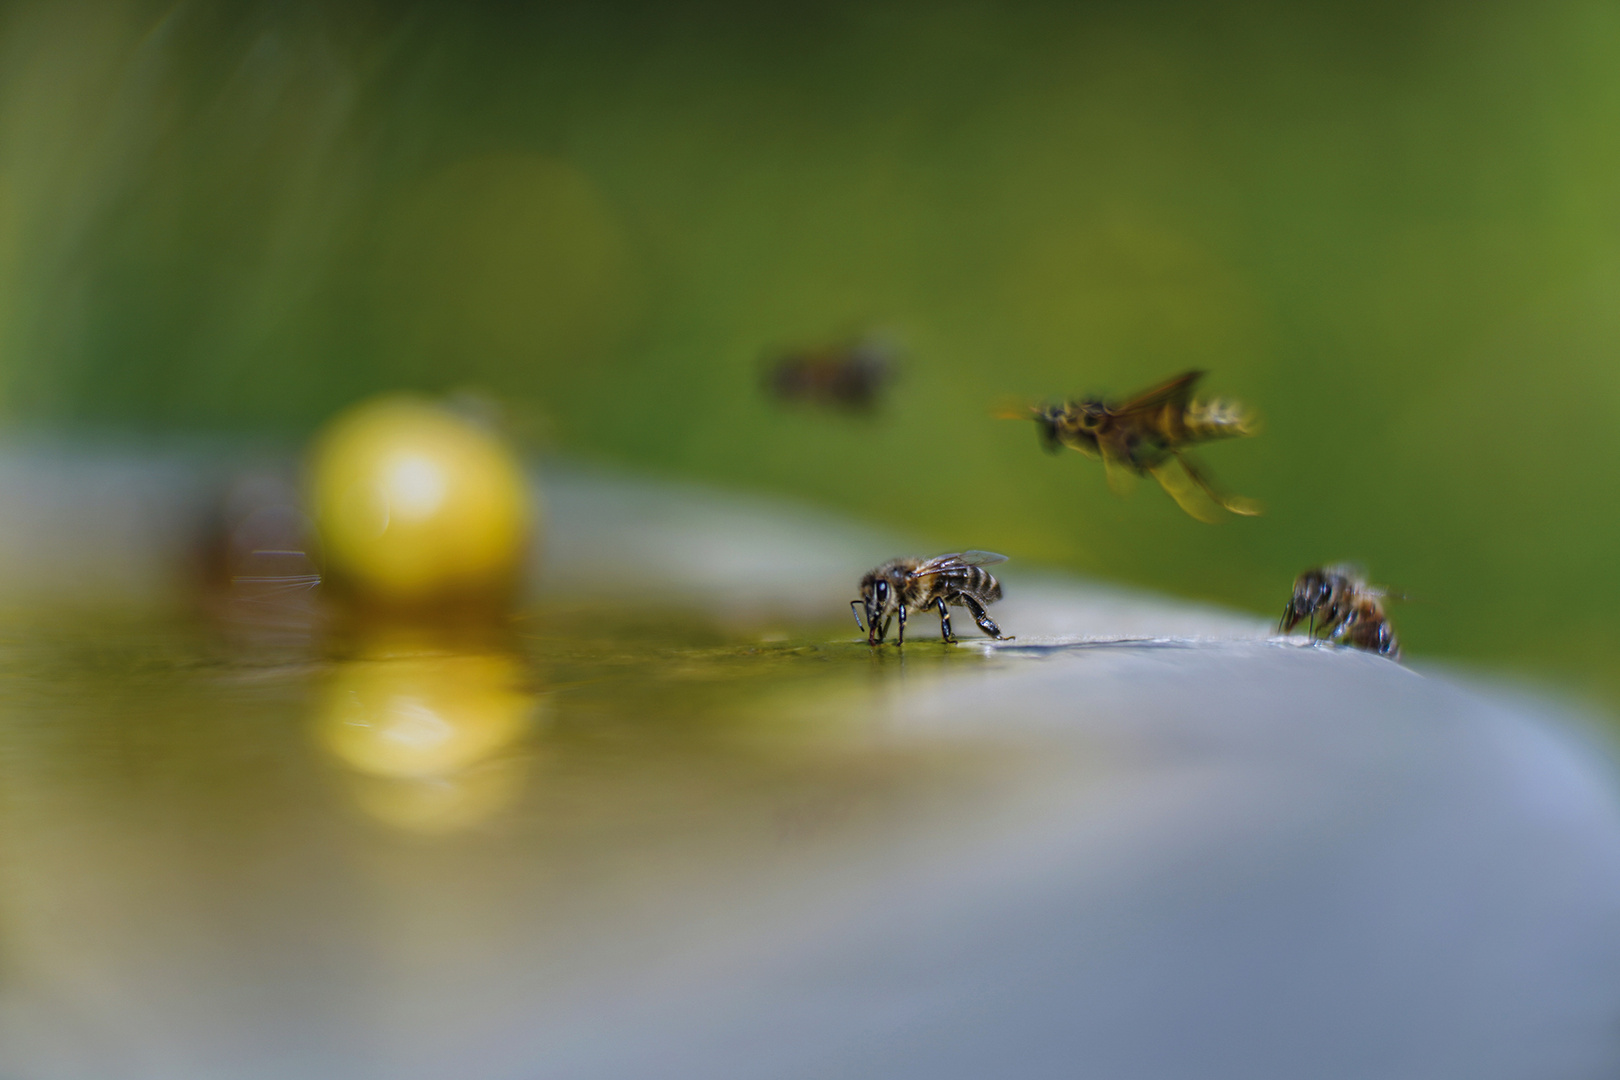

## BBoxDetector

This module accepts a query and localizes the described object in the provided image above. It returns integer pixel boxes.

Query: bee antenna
[850,600,866,632]
[991,397,1033,421]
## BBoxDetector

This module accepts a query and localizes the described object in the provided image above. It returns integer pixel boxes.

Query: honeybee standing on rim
[1008,369,1260,523]
[1279,565,1401,659]
[851,551,1013,646]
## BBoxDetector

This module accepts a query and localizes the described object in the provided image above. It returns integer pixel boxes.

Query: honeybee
[1014,370,1260,523]
[766,337,895,411]
[1279,565,1401,659]
[851,551,1013,645]
[197,471,323,625]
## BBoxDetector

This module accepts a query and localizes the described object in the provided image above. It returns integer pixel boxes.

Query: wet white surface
[0,449,1617,1080]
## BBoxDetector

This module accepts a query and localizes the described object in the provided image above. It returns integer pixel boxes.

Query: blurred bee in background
[1280,565,1401,659]
[766,336,896,412]
[1009,370,1260,523]
[852,551,1013,645]
[197,470,322,629]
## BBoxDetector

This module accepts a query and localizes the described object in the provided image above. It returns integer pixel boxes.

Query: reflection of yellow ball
[316,652,537,780]
[347,758,531,836]
[308,396,533,606]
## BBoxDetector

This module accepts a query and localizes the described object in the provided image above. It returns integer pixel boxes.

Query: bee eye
[876,581,889,600]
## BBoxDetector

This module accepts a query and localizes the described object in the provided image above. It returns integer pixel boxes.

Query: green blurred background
[1,0,1617,698]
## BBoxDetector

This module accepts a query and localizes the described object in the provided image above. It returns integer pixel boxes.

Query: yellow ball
[308,395,533,607]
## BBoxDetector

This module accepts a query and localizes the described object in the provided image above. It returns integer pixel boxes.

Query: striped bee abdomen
[944,565,1001,603]
[1184,397,1255,441]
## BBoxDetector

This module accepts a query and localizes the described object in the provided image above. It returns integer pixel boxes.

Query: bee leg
[935,597,956,643]
[1326,613,1354,644]
[876,614,892,644]
[960,594,1011,640]
[897,604,907,645]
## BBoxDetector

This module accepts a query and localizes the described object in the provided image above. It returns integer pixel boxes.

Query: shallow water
[0,605,1051,1079]
[5,602,1620,1080]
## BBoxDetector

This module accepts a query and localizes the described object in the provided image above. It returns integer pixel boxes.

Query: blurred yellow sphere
[308,396,534,607]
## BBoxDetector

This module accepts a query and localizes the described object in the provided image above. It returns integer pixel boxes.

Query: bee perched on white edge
[1279,564,1401,659]
[851,551,1014,646]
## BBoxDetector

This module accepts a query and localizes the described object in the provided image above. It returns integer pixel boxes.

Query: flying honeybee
[1010,370,1260,523]
[1279,565,1401,659]
[851,551,1013,645]
[766,337,895,411]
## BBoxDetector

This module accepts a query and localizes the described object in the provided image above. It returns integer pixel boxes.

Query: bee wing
[910,550,1009,577]
[1343,574,1406,604]
[1177,452,1262,517]
[1095,430,1141,497]
[1147,460,1227,523]
[1148,453,1263,523]
[1221,493,1263,516]
[1102,450,1139,496]
[1113,370,1204,417]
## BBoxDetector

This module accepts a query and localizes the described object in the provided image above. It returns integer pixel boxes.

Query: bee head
[852,570,903,645]
[1280,568,1334,632]
[867,576,894,620]
[1076,400,1106,432]
[1033,406,1066,454]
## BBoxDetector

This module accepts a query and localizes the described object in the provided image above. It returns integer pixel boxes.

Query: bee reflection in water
[314,647,544,834]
